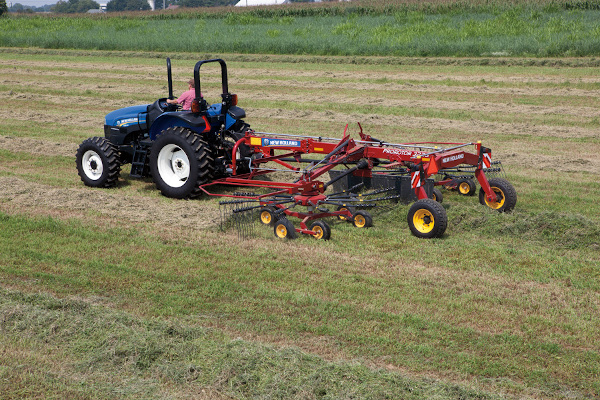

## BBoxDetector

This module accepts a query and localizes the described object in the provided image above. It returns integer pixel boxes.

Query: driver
[166,79,197,110]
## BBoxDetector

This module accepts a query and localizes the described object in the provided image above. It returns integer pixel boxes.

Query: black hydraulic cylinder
[324,159,369,189]
[323,137,350,163]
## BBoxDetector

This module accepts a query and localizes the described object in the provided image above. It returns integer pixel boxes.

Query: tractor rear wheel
[407,198,447,238]
[149,127,214,199]
[479,178,517,212]
[76,137,121,188]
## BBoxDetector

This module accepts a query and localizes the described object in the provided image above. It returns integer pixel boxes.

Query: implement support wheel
[457,178,476,196]
[309,220,331,240]
[259,206,278,226]
[353,211,373,228]
[336,205,355,221]
[479,178,517,212]
[431,188,443,203]
[274,218,297,240]
[407,198,447,239]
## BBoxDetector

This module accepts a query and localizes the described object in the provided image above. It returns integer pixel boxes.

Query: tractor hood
[105,104,148,128]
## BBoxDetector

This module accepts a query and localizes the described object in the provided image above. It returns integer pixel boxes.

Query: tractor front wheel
[76,137,121,188]
[149,127,214,199]
[407,198,447,239]
[479,178,517,212]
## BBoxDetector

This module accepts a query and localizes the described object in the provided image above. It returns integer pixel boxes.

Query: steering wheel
[158,98,170,110]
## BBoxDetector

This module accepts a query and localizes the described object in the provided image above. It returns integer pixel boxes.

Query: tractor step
[129,142,151,178]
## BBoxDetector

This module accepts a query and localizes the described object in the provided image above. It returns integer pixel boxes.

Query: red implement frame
[201,124,500,237]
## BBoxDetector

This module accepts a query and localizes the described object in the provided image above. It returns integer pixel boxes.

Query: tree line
[1,0,316,14]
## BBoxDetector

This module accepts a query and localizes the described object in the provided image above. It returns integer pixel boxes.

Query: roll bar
[193,58,229,104]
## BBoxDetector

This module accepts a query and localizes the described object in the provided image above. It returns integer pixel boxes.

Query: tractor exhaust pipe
[167,57,174,100]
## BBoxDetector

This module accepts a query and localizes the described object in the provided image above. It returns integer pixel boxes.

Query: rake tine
[219,198,260,206]
[327,182,365,197]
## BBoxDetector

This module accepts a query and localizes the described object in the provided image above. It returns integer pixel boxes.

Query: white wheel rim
[82,150,103,181]
[157,144,190,188]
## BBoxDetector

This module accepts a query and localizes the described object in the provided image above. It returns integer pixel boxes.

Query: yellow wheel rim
[459,182,471,194]
[484,187,505,209]
[312,226,324,239]
[275,223,288,238]
[354,214,366,228]
[260,210,272,225]
[413,209,435,234]
[338,207,349,221]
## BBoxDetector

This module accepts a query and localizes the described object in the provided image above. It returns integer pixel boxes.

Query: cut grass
[0,287,509,400]
[1,201,599,398]
[2,48,600,399]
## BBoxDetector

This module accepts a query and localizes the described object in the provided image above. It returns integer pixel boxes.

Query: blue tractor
[76,58,252,198]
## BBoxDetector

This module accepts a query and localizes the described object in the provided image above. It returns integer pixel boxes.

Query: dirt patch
[10,58,592,86]
[247,106,600,142]
[248,90,600,119]
[0,176,221,231]
[237,66,600,84]
[235,76,600,99]
[6,63,600,100]
[0,135,78,157]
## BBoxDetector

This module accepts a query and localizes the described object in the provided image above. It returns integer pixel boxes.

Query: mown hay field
[1,48,600,399]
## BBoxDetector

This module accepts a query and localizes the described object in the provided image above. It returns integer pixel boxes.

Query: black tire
[259,206,279,226]
[407,198,447,239]
[336,205,356,221]
[273,218,297,240]
[478,177,517,213]
[353,210,373,228]
[309,220,331,240]
[431,188,443,203]
[148,127,214,199]
[456,178,476,196]
[76,137,121,188]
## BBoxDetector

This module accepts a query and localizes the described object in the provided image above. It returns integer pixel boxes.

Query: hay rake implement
[82,57,516,241]
[201,123,517,240]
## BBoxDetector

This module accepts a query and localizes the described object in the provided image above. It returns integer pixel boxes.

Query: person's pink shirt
[177,89,196,110]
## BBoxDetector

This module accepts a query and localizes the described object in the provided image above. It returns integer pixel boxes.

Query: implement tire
[479,178,517,213]
[407,198,447,239]
[309,220,331,240]
[149,127,214,199]
[274,218,297,240]
[76,137,121,188]
[457,178,476,196]
[431,188,443,203]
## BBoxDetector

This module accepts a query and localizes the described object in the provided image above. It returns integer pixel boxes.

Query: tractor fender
[149,112,211,141]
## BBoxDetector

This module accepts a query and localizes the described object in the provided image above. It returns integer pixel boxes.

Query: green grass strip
[0,286,504,400]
